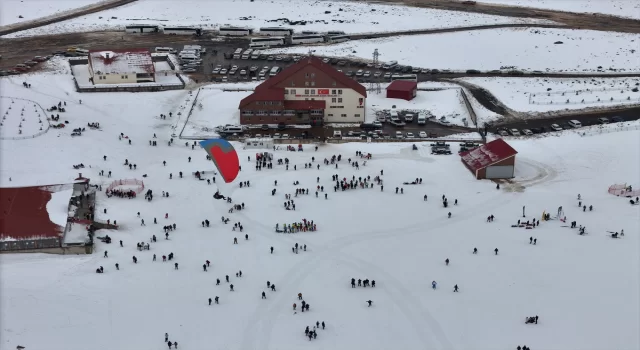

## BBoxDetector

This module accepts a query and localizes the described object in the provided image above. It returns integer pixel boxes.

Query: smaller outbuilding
[386,80,418,101]
[460,138,518,179]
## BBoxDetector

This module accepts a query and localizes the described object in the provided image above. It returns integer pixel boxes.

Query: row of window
[255,101,281,106]
[243,110,295,116]
[284,89,343,95]
[290,80,338,88]
[97,75,130,80]
[326,114,361,118]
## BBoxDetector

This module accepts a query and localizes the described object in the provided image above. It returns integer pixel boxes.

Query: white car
[239,70,247,75]
[282,134,290,139]
[522,129,533,136]
[220,68,228,74]
[363,71,371,77]
[550,124,563,131]
[273,133,281,139]
[395,131,404,139]
[406,132,415,138]
[212,68,221,74]
[419,131,427,138]
[509,129,520,136]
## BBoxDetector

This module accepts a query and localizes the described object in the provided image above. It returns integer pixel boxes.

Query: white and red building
[460,138,518,179]
[239,56,367,125]
[88,49,155,85]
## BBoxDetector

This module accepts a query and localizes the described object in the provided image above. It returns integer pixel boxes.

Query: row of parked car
[0,55,52,76]
[496,116,624,136]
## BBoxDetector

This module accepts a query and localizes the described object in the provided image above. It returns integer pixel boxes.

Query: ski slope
[0,72,639,350]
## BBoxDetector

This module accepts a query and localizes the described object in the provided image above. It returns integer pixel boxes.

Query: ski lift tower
[370,49,381,94]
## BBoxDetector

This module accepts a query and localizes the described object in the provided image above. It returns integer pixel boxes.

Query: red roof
[460,138,518,172]
[239,56,366,109]
[0,185,67,241]
[387,80,417,92]
[284,100,326,110]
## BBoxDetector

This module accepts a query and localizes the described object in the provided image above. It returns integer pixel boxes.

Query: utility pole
[371,48,381,94]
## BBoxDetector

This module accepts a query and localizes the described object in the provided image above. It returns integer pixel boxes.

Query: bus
[327,30,345,35]
[250,50,261,59]
[328,35,350,43]
[269,66,282,76]
[163,27,202,36]
[291,35,325,45]
[390,74,418,82]
[249,43,270,49]
[241,49,253,60]
[219,26,253,36]
[259,27,294,36]
[250,37,286,46]
[233,48,243,59]
[155,47,177,54]
[125,24,159,33]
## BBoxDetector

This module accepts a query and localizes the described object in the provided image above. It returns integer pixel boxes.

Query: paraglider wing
[199,139,239,183]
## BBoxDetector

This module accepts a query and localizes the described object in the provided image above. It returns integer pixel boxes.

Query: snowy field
[459,77,640,113]
[1,71,640,350]
[0,96,49,139]
[3,0,553,38]
[467,0,640,20]
[0,0,106,26]
[266,28,640,73]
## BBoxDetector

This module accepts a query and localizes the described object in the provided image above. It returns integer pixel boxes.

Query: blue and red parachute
[199,139,239,183]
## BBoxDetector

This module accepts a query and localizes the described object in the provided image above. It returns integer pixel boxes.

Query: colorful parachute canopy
[199,139,239,183]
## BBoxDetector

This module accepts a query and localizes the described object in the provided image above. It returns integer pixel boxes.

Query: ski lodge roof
[89,49,155,75]
[0,185,69,241]
[386,80,418,92]
[460,138,518,172]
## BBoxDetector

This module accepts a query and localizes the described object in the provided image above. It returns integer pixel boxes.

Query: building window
[305,73,309,78]
[355,114,361,117]
[291,89,296,94]
[341,114,347,117]
[311,81,315,87]
[332,81,336,87]
[284,89,289,95]
[305,81,309,87]
[271,110,281,116]
[283,110,294,116]
[311,73,315,78]
[338,90,343,94]
[291,81,295,87]
[332,98,336,103]
[328,114,334,117]
[310,90,315,95]
[256,110,267,116]
[304,89,309,94]
[338,98,342,103]
[331,89,336,94]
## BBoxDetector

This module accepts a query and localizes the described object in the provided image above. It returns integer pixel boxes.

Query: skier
[203,264,207,272]
[226,275,230,282]
[216,278,220,285]
[298,292,303,300]
[445,258,449,266]
[165,333,169,342]
[448,212,451,218]
[132,256,137,264]
[120,240,123,247]
[230,284,234,291]
[262,291,266,299]
[371,280,375,287]
[215,296,219,304]
[168,341,173,349]
[104,251,108,258]
[115,263,119,270]
[366,300,373,307]
[209,298,212,305]
[270,246,274,254]
[271,284,276,291]
[175,263,178,270]
[322,321,325,329]
[453,284,459,292]
[432,281,437,290]
[494,248,499,255]
[473,248,478,254]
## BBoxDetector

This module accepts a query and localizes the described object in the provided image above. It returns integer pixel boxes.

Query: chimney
[78,173,82,178]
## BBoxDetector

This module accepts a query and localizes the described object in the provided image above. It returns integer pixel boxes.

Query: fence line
[0,96,51,140]
[178,88,202,139]
[530,96,640,105]
[106,179,145,194]
[608,184,640,197]
[578,124,640,137]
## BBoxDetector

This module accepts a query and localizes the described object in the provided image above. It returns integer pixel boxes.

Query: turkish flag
[318,89,329,95]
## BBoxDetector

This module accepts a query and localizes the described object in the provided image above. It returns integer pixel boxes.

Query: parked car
[281,133,290,139]
[363,71,371,77]
[383,72,391,79]
[611,116,624,123]
[267,56,274,61]
[261,124,269,131]
[345,71,354,77]
[220,68,228,74]
[395,131,404,139]
[509,129,521,136]
[212,68,221,74]
[183,68,197,73]
[497,129,509,137]
[419,131,427,138]
[273,133,281,139]
[24,60,38,66]
[356,70,364,77]
[550,124,563,131]
[521,129,533,136]
[405,132,415,138]
[373,71,382,78]
[597,117,609,124]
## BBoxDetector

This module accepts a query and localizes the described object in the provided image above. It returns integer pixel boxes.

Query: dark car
[530,127,542,134]
[277,122,287,131]
[360,122,382,130]
[330,58,339,64]
[259,55,267,60]
[611,116,624,123]
[394,65,404,72]
[261,124,270,131]
[282,56,292,62]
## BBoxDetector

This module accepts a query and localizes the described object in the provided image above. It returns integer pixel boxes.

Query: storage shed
[386,81,418,101]
[460,138,518,179]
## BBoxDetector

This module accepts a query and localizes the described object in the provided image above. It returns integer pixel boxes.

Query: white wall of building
[284,88,365,123]
[93,73,138,84]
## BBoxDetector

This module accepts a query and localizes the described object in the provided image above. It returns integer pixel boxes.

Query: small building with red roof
[460,138,518,179]
[88,48,155,85]
[386,80,418,101]
[239,56,367,125]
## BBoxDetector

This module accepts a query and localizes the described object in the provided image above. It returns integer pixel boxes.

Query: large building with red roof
[239,56,367,125]
[460,138,518,179]
[88,49,155,85]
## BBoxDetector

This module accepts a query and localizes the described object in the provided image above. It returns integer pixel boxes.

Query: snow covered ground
[266,28,640,73]
[469,0,640,20]
[1,71,639,350]
[0,96,49,139]
[3,0,553,38]
[459,77,640,113]
[0,0,107,27]
[47,188,74,227]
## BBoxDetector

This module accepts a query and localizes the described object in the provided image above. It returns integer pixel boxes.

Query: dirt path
[379,0,640,33]
[0,0,137,37]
